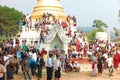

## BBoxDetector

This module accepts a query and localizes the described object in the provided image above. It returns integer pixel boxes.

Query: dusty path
[14,70,120,80]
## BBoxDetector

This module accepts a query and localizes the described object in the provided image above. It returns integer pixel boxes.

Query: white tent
[95,32,110,41]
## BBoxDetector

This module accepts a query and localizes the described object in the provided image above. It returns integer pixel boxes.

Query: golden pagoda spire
[31,0,66,21]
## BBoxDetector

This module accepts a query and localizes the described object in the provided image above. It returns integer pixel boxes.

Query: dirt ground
[14,70,120,80]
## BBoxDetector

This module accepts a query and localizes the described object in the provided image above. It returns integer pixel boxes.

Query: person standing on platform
[75,38,80,52]
[54,55,61,80]
[60,50,66,70]
[37,54,44,80]
[83,43,88,57]
[40,30,45,44]
[46,54,53,80]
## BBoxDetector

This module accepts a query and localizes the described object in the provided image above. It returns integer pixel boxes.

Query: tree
[92,19,108,30]
[0,6,23,36]
[87,29,103,42]
[87,19,108,42]
[113,27,120,37]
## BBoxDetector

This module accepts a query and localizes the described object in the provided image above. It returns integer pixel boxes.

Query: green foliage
[0,6,23,36]
[113,27,120,37]
[87,29,103,42]
[0,35,11,42]
[92,19,108,29]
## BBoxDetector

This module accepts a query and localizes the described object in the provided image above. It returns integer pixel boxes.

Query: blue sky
[0,0,120,28]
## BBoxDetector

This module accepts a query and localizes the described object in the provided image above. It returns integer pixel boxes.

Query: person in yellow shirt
[43,51,48,64]
[68,44,74,52]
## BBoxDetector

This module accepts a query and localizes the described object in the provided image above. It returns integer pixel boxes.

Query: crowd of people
[19,13,77,45]
[66,34,120,77]
[20,13,76,31]
[0,13,120,80]
[0,37,120,80]
[0,39,66,80]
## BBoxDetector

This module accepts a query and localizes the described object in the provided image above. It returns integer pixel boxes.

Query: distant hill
[78,27,94,33]
[78,26,116,39]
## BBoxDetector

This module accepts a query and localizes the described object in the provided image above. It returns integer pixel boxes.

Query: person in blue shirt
[35,41,40,54]
[10,39,14,47]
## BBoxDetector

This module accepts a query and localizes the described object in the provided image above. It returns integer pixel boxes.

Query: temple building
[19,0,77,53]
[31,0,66,21]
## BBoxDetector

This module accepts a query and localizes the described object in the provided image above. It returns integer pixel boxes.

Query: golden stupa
[31,0,66,21]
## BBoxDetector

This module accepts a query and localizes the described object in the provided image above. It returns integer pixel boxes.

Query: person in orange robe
[117,50,120,63]
[68,28,72,37]
[83,43,87,57]
[113,52,119,69]
[75,38,80,52]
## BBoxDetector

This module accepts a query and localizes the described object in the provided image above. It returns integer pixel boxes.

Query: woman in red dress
[117,50,120,63]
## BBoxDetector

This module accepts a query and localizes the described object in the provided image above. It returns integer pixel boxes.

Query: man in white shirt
[53,55,61,80]
[46,54,53,80]
[3,52,9,65]
[73,61,80,72]
[102,53,108,70]
[102,53,108,59]
[91,54,98,77]
[106,54,113,77]
[60,50,66,70]
[87,49,93,56]
[29,50,37,76]
[29,50,37,62]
